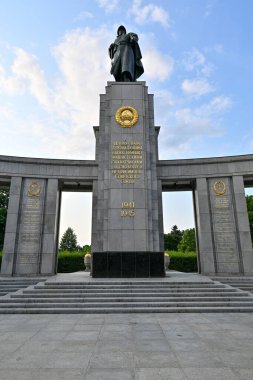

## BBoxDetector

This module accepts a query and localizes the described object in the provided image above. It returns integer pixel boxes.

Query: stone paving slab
[0,313,252,379]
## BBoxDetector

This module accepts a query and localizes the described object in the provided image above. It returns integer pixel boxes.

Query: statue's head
[117,25,126,36]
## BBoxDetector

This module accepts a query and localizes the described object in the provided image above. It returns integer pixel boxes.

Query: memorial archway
[245,184,253,250]
[57,190,92,273]
[162,189,198,272]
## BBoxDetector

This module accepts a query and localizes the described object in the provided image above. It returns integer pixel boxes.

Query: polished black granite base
[92,252,165,278]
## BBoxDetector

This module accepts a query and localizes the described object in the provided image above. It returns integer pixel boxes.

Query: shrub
[164,225,183,251]
[0,250,198,274]
[0,251,86,273]
[166,250,198,272]
[178,229,196,252]
[57,251,84,273]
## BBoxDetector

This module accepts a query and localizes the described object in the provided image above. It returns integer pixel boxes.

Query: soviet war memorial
[1,23,253,280]
[1,1,253,379]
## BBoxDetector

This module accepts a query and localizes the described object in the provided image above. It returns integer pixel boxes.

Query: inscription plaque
[210,179,239,270]
[111,140,143,184]
[15,179,45,273]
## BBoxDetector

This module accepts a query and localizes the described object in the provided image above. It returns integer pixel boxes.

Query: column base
[92,252,165,278]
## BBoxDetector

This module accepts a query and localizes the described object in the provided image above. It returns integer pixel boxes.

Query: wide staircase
[0,278,46,297]
[210,277,253,294]
[0,279,253,313]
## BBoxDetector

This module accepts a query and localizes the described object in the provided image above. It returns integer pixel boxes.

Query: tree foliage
[178,228,196,252]
[83,244,91,254]
[164,225,183,251]
[59,227,78,252]
[0,188,9,250]
[246,195,253,243]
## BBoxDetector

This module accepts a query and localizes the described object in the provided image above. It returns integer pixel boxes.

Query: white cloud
[158,95,232,158]
[205,44,224,54]
[183,48,214,77]
[143,49,174,81]
[11,48,54,110]
[198,96,232,115]
[75,11,94,21]
[183,49,205,71]
[181,78,215,96]
[97,0,119,12]
[0,64,24,95]
[155,90,175,109]
[0,103,16,120]
[130,0,170,28]
[0,27,113,159]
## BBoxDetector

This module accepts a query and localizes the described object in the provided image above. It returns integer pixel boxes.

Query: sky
[0,0,253,245]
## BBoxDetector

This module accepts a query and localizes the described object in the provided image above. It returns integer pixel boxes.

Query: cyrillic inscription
[111,141,143,184]
[17,182,43,266]
[213,193,237,255]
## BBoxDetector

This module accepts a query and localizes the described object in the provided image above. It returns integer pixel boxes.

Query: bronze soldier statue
[109,25,144,82]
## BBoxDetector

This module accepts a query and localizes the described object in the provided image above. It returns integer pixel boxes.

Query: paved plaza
[0,311,252,380]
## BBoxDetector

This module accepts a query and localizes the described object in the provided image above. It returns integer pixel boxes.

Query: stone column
[1,177,22,275]
[208,177,241,274]
[195,176,253,275]
[194,178,216,274]
[14,178,46,275]
[1,177,60,276]
[40,179,60,275]
[157,179,164,252]
[91,82,164,277]
[232,175,253,275]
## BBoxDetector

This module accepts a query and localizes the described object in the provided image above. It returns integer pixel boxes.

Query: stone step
[45,279,214,286]
[219,278,253,284]
[1,300,253,308]
[226,284,253,288]
[215,281,253,284]
[0,281,43,284]
[0,279,46,297]
[40,283,225,289]
[0,290,23,296]
[10,290,247,299]
[210,278,253,293]
[26,288,237,294]
[0,306,253,314]
[0,284,35,288]
[3,296,253,303]
[0,286,33,290]
[211,277,253,281]
[1,278,252,314]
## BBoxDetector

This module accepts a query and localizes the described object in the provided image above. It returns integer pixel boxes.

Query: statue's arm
[109,43,116,59]
[129,33,138,42]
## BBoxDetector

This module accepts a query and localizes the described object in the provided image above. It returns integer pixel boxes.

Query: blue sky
[0,0,252,244]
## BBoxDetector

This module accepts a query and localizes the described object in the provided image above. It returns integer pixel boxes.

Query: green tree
[178,228,196,252]
[0,188,9,250]
[83,245,91,254]
[59,227,78,251]
[164,225,183,251]
[246,195,253,243]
